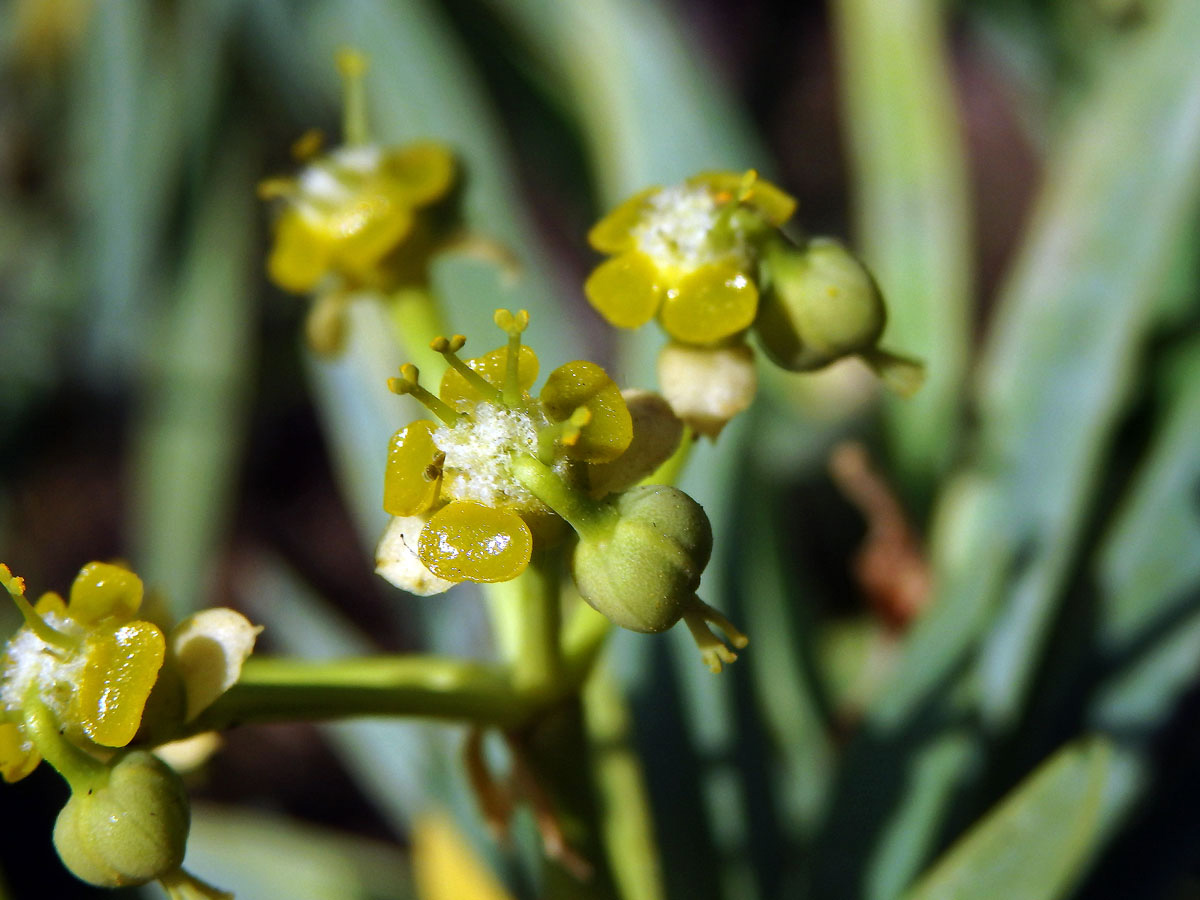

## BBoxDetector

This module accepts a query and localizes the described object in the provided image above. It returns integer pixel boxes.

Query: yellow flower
[0,563,259,783]
[584,170,795,346]
[259,51,462,356]
[263,139,457,296]
[376,310,681,593]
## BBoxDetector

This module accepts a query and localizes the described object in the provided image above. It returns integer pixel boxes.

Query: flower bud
[54,751,189,888]
[755,238,886,371]
[657,341,757,439]
[572,485,712,633]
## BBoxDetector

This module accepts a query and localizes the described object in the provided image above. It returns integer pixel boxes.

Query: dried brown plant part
[506,734,594,882]
[462,727,515,843]
[829,441,932,630]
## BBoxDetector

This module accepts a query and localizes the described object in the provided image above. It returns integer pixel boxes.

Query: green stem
[186,655,534,733]
[23,699,108,795]
[513,550,564,696]
[388,285,447,376]
[583,665,665,900]
[511,455,615,539]
[562,600,612,685]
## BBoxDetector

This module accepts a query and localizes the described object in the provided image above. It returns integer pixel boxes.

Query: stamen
[536,407,592,462]
[0,565,78,652]
[683,598,745,673]
[431,335,504,405]
[388,363,460,425]
[336,48,370,147]
[711,169,759,233]
[695,596,750,649]
[291,128,325,162]
[736,168,759,203]
[423,451,446,482]
[493,309,530,405]
[256,177,297,201]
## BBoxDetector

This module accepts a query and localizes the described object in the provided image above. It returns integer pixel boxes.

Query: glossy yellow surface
[584,252,663,329]
[418,503,533,583]
[539,361,633,463]
[69,562,144,625]
[659,264,758,345]
[0,721,40,783]
[384,420,442,516]
[77,621,166,747]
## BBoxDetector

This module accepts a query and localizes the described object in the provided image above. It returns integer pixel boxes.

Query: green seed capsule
[755,238,886,371]
[54,751,189,888]
[572,484,712,633]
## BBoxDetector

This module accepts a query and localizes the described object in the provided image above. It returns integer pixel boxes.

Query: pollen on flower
[2,609,85,720]
[633,184,748,273]
[433,402,545,507]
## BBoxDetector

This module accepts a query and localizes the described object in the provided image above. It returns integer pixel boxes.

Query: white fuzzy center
[632,184,747,273]
[2,610,86,723]
[433,403,545,508]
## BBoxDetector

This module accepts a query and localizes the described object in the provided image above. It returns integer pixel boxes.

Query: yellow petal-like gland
[584,252,663,330]
[69,562,144,625]
[687,171,796,226]
[659,264,758,345]
[384,420,442,516]
[0,721,40,783]
[418,503,533,583]
[439,345,539,412]
[267,212,331,293]
[35,590,67,617]
[383,142,456,206]
[587,390,683,497]
[326,190,416,278]
[539,361,633,463]
[587,186,659,254]
[76,621,166,747]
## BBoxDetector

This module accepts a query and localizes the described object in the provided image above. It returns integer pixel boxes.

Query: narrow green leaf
[831,0,973,493]
[972,0,1200,729]
[1083,338,1200,838]
[130,141,257,617]
[903,737,1113,900]
[186,803,414,900]
[815,2,1200,892]
[67,3,184,380]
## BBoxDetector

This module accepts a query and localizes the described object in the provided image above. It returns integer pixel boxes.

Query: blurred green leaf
[68,3,185,380]
[903,737,1113,900]
[874,0,1200,733]
[972,0,1200,730]
[184,803,413,900]
[814,1,1200,893]
[130,138,257,618]
[1083,337,1200,838]
[831,0,973,494]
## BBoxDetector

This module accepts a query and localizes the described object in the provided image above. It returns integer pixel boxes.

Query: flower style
[0,562,259,783]
[377,310,658,593]
[584,170,795,346]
